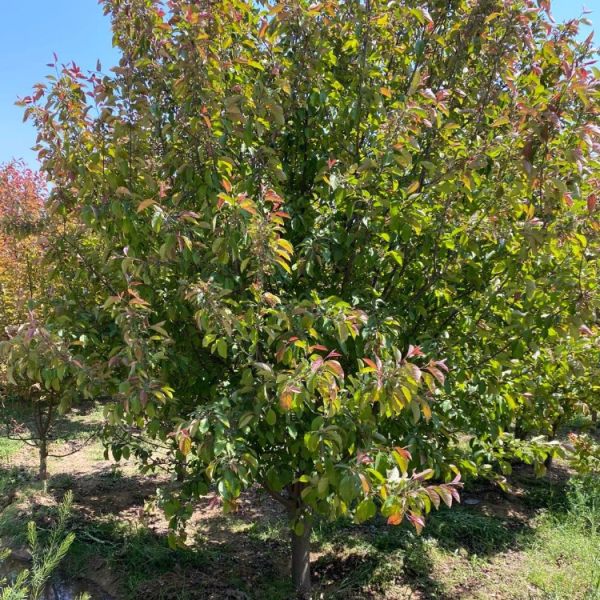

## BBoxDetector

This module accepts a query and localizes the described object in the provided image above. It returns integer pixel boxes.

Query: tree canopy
[0,161,47,335]
[17,0,599,592]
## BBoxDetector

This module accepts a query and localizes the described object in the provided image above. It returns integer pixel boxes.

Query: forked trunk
[290,520,312,597]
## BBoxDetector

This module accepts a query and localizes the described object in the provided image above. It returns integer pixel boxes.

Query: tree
[512,326,600,439]
[0,160,46,336]
[0,319,95,481]
[0,161,102,482]
[24,0,598,593]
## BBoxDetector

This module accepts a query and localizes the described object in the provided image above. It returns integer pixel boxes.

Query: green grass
[522,516,600,599]
[517,474,600,599]
[0,436,23,462]
[1,480,597,600]
[424,473,600,600]
[426,506,519,555]
[0,466,34,507]
[123,474,600,599]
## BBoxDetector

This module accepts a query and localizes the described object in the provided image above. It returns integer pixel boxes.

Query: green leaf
[266,409,277,426]
[355,499,377,523]
[339,474,359,504]
[216,339,228,359]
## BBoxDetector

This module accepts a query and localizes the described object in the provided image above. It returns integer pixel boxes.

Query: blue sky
[1,0,598,167]
[0,1,119,167]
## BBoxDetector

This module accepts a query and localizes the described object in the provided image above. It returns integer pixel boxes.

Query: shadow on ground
[0,459,580,600]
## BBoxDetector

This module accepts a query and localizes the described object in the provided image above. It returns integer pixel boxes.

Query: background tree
[0,160,105,482]
[0,160,46,337]
[513,327,600,439]
[23,0,598,593]
[0,319,96,481]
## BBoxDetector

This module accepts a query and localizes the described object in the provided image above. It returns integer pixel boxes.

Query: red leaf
[325,360,344,378]
[357,450,373,465]
[264,189,283,204]
[435,358,449,372]
[408,512,424,534]
[413,468,433,481]
[406,344,425,358]
[394,446,412,461]
[404,362,422,382]
[363,358,378,370]
[387,513,403,526]
[426,363,446,385]
[449,486,461,503]
[425,488,440,509]
[588,194,597,213]
[436,486,453,508]
[311,358,324,373]
[310,344,329,352]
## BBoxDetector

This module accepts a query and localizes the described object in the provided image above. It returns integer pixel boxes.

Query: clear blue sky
[0,0,598,168]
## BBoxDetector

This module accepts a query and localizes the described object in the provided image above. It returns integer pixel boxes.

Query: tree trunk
[34,400,54,486]
[290,520,312,597]
[544,419,561,469]
[262,482,312,597]
[514,420,526,440]
[39,439,48,481]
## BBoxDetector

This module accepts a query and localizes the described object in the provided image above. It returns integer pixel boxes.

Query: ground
[0,403,598,599]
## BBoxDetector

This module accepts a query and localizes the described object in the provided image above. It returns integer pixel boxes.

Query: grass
[426,506,518,555]
[0,437,23,469]
[1,468,598,599]
[521,474,600,599]
[522,516,600,599]
[0,479,600,600]
[423,473,600,600]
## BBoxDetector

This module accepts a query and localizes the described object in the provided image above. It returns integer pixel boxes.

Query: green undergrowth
[520,474,600,599]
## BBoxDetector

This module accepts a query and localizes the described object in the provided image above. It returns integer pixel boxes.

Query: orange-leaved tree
[0,160,47,335]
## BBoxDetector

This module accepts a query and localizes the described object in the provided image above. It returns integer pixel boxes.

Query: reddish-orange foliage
[0,160,47,334]
[0,160,45,224]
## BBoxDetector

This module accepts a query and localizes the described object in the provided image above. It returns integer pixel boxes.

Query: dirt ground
[0,407,598,599]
